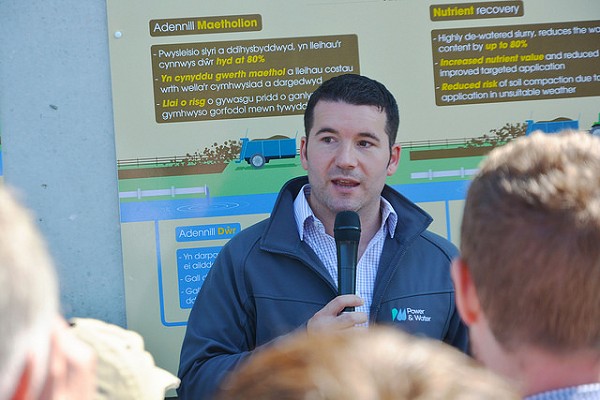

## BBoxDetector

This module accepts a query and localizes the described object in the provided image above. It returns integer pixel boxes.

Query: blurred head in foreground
[452,131,600,396]
[215,327,518,400]
[0,186,178,400]
[0,186,61,398]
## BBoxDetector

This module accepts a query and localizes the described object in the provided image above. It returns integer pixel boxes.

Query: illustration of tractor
[236,135,298,168]
[525,117,579,136]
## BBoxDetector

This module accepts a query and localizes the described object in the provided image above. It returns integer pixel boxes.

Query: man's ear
[10,358,33,400]
[451,258,482,325]
[386,143,401,176]
[299,136,309,171]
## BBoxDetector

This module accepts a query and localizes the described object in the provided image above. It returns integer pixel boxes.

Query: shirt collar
[525,383,600,400]
[293,184,398,240]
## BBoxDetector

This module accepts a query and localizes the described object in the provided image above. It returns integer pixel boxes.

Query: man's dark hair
[303,74,400,148]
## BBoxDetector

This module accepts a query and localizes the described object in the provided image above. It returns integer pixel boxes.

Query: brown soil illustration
[118,163,227,179]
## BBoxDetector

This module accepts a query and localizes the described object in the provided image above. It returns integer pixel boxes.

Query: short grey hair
[0,187,59,398]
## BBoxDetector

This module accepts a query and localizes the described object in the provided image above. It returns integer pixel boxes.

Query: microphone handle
[337,241,358,312]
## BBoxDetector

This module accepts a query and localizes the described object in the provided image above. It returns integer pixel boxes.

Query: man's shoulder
[419,230,459,260]
[382,185,458,259]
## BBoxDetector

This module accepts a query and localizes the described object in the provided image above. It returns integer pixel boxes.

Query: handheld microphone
[334,211,361,312]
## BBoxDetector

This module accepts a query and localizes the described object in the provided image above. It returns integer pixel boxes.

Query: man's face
[300,100,401,224]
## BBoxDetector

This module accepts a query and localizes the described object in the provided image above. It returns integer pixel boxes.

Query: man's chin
[330,203,360,215]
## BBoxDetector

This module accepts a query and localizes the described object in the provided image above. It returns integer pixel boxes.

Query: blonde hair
[216,327,518,400]
[461,131,600,351]
[0,187,59,398]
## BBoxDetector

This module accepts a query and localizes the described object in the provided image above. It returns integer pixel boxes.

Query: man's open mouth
[332,178,359,187]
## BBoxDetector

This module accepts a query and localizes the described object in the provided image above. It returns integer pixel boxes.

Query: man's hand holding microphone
[307,211,367,332]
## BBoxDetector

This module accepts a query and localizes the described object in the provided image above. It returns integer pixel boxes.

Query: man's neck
[311,202,382,260]
[511,347,600,396]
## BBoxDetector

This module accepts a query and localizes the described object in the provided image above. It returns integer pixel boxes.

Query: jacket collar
[260,176,433,254]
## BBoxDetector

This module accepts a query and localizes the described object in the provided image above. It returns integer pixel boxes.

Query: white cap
[70,318,180,400]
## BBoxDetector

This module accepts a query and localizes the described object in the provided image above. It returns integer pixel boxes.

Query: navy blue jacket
[178,176,468,399]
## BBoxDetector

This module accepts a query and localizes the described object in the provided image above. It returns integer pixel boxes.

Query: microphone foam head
[334,211,361,242]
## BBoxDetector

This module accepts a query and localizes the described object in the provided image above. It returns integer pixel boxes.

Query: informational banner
[431,20,600,105]
[152,34,359,123]
[105,0,600,385]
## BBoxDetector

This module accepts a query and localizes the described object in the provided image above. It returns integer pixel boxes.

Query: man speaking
[177,74,468,399]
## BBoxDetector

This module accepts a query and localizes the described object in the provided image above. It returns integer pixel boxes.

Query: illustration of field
[117,121,521,200]
[117,117,598,202]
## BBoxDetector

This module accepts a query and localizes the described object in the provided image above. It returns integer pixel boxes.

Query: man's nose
[335,142,358,169]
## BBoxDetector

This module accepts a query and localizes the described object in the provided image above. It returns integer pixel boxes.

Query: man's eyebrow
[313,127,338,136]
[357,132,381,142]
[313,129,381,143]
